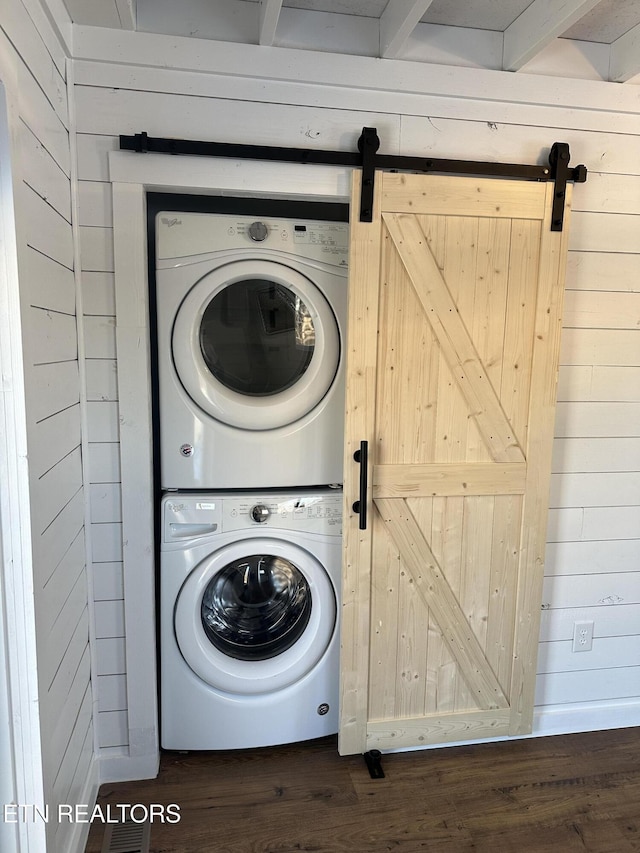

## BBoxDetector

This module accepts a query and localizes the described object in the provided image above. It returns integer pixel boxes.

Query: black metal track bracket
[120,127,587,228]
[364,749,385,779]
[549,142,587,232]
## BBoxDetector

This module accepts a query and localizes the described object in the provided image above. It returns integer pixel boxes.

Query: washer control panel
[162,491,343,542]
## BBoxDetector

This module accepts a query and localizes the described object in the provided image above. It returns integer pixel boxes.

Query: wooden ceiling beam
[115,0,136,30]
[380,0,435,59]
[503,0,603,71]
[609,21,640,82]
[259,0,283,46]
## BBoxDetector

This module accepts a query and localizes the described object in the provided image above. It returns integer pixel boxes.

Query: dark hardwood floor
[85,727,640,852]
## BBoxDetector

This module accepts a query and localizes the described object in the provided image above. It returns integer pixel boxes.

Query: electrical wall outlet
[572,620,594,652]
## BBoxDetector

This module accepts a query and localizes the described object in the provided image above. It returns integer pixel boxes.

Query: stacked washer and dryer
[154,208,349,750]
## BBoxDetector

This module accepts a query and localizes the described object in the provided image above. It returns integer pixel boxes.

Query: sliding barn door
[340,171,572,755]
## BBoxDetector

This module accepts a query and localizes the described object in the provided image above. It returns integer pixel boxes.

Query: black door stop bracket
[364,749,385,779]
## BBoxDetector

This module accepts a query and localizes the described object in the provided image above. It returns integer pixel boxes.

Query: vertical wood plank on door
[339,171,382,756]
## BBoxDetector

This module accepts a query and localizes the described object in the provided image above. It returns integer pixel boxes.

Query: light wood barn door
[339,171,572,756]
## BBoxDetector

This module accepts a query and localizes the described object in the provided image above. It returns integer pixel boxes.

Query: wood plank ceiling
[61,0,640,83]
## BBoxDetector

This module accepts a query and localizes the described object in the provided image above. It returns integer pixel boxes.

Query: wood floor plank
[85,729,640,852]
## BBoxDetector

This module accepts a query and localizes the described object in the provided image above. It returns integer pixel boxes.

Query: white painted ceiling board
[62,0,640,82]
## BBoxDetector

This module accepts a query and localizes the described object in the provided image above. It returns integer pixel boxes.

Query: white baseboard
[99,751,160,785]
[533,698,640,737]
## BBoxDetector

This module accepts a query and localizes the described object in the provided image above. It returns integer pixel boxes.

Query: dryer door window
[201,554,312,660]
[200,281,315,398]
[172,260,340,430]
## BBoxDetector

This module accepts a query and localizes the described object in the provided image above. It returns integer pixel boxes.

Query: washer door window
[172,260,340,430]
[175,538,337,695]
[201,554,312,661]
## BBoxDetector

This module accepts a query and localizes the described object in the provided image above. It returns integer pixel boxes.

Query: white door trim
[0,76,47,853]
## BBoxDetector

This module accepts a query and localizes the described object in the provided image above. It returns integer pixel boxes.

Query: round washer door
[172,259,340,430]
[174,538,337,695]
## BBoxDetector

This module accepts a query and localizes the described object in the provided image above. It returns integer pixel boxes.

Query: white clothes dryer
[155,211,349,490]
[160,489,342,750]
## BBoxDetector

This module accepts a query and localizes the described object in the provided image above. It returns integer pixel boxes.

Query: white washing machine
[160,489,342,750]
[155,211,349,490]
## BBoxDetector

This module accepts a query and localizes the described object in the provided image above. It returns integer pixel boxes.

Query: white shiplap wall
[1,2,97,850]
[71,27,640,772]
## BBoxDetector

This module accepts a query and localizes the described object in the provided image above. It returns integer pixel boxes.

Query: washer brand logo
[161,217,182,227]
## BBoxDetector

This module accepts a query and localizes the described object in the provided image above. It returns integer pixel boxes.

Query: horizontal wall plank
[546,508,584,542]
[79,225,114,273]
[540,602,640,640]
[91,522,123,563]
[78,180,112,226]
[557,366,640,402]
[543,571,640,609]
[560,329,640,367]
[546,538,640,576]
[83,316,116,359]
[571,172,640,216]
[51,686,92,808]
[563,290,640,330]
[42,658,90,788]
[30,360,79,422]
[24,246,75,315]
[569,211,640,255]
[88,442,121,483]
[35,446,83,536]
[91,562,124,602]
[42,617,89,724]
[401,115,640,177]
[86,401,120,443]
[35,531,85,635]
[581,506,640,541]
[85,359,118,401]
[552,437,640,473]
[538,635,640,674]
[535,665,640,706]
[550,472,640,508]
[32,487,84,573]
[31,404,81,480]
[81,271,116,316]
[555,402,640,437]
[95,638,126,676]
[71,34,640,129]
[16,47,70,175]
[96,674,127,712]
[19,120,71,222]
[76,133,117,182]
[28,306,77,365]
[546,507,640,543]
[97,710,128,748]
[89,483,122,524]
[94,600,125,639]
[22,182,73,269]
[39,570,88,689]
[565,251,640,293]
[73,86,402,154]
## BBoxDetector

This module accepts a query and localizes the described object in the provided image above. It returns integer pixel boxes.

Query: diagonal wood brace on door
[120,128,587,229]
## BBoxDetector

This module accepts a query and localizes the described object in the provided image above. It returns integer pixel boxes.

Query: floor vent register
[100,819,151,853]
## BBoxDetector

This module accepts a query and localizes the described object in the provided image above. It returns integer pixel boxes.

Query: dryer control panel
[162,490,343,543]
[156,212,349,268]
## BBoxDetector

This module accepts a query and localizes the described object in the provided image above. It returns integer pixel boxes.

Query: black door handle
[352,440,368,530]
